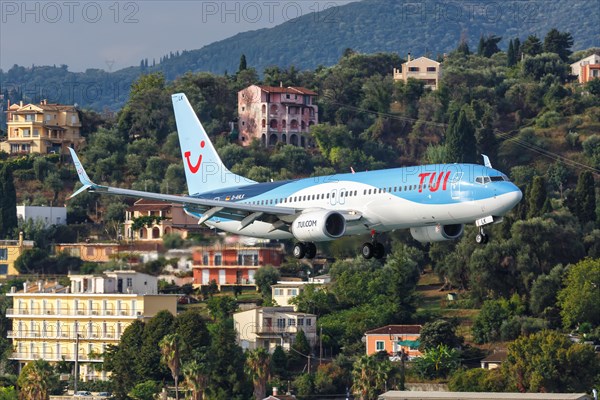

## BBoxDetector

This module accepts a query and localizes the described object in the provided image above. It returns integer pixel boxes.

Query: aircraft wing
[68,148,362,227]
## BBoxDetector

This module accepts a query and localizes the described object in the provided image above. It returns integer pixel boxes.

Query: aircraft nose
[509,186,523,206]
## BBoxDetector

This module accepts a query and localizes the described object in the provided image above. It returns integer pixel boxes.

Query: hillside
[1,0,599,114]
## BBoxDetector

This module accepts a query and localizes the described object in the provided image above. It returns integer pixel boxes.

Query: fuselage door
[450,172,463,200]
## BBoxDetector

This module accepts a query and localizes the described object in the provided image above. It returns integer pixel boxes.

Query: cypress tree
[477,36,485,56]
[0,163,18,239]
[574,171,596,224]
[445,106,477,164]
[238,54,247,72]
[527,176,547,219]
[507,39,516,66]
[514,37,521,61]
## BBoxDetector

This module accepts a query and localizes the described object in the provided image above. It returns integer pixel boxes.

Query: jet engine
[290,210,346,242]
[410,224,464,242]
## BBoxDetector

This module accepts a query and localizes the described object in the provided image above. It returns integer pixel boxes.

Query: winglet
[68,147,95,199]
[482,154,492,168]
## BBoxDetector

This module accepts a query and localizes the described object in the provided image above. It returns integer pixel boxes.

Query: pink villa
[237,85,318,147]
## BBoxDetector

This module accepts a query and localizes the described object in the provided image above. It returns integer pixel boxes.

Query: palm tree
[182,360,209,400]
[159,334,182,400]
[245,348,271,400]
[16,359,54,400]
[351,355,392,400]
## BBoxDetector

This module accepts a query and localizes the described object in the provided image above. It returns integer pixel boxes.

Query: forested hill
[1,0,599,113]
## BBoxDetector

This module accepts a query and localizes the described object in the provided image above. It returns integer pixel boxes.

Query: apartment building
[192,244,284,290]
[393,55,441,90]
[123,199,202,241]
[0,232,34,278]
[1,100,83,155]
[233,306,317,352]
[6,271,177,380]
[238,85,318,147]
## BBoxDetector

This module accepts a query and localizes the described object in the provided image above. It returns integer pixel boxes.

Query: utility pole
[73,333,80,393]
[319,327,323,365]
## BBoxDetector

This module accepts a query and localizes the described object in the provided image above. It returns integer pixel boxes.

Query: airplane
[69,93,523,260]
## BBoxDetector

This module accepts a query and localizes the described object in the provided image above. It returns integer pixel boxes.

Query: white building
[16,205,67,227]
[233,306,317,352]
[69,270,158,295]
[570,54,600,83]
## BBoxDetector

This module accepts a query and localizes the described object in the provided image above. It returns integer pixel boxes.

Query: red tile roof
[257,85,317,96]
[365,325,422,335]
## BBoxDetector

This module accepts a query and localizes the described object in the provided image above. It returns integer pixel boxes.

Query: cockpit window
[490,176,505,182]
[475,176,491,184]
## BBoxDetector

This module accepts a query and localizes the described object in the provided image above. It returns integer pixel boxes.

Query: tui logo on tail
[184,140,205,174]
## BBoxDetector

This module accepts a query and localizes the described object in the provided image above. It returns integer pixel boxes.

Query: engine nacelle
[410,224,464,243]
[291,210,346,242]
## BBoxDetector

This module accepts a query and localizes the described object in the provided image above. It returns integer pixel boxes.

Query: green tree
[521,35,543,57]
[557,258,600,329]
[103,319,145,398]
[507,39,517,67]
[445,105,476,163]
[477,34,502,58]
[138,310,175,382]
[527,176,547,219]
[418,320,463,351]
[543,28,574,61]
[449,368,505,392]
[351,355,393,400]
[174,309,209,360]
[271,345,288,379]
[16,359,58,400]
[206,296,238,322]
[0,163,17,239]
[182,360,209,400]
[245,347,271,400]
[254,265,280,300]
[238,54,247,72]
[472,300,509,344]
[503,330,600,392]
[0,386,17,400]
[529,264,565,319]
[573,171,597,224]
[159,334,182,400]
[413,344,460,379]
[128,380,160,400]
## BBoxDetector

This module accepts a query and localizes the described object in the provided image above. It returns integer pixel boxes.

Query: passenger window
[354,190,357,196]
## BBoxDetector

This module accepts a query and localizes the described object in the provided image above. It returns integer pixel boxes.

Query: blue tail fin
[171,93,255,195]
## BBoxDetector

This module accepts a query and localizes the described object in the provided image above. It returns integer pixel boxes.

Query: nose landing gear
[475,227,489,244]
[293,242,317,259]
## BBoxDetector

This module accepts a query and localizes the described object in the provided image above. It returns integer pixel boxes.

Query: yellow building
[0,232,34,278]
[1,100,83,155]
[6,271,177,381]
[393,55,442,90]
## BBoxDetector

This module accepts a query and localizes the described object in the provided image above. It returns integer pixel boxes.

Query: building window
[214,253,222,266]
[33,129,39,137]
[127,278,133,287]
[288,318,296,326]
[287,289,298,296]
[202,253,209,265]
[408,67,419,72]
[376,341,385,351]
[0,248,7,260]
[86,247,95,256]
[297,318,304,326]
[427,67,437,72]
[26,114,33,121]
[306,318,312,326]
[0,264,7,275]
[23,129,30,137]
[276,318,285,328]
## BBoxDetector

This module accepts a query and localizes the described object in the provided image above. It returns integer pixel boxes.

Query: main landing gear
[293,242,317,259]
[475,226,489,244]
[361,230,386,260]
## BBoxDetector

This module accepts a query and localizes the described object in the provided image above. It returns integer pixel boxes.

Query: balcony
[8,330,120,341]
[254,325,316,334]
[10,352,103,362]
[6,308,142,318]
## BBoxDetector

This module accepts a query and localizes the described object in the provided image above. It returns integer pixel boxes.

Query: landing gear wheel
[373,242,385,259]
[475,230,489,245]
[362,242,374,259]
[293,242,306,259]
[305,242,317,259]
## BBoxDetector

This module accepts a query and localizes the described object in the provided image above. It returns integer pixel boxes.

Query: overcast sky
[0,0,356,72]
